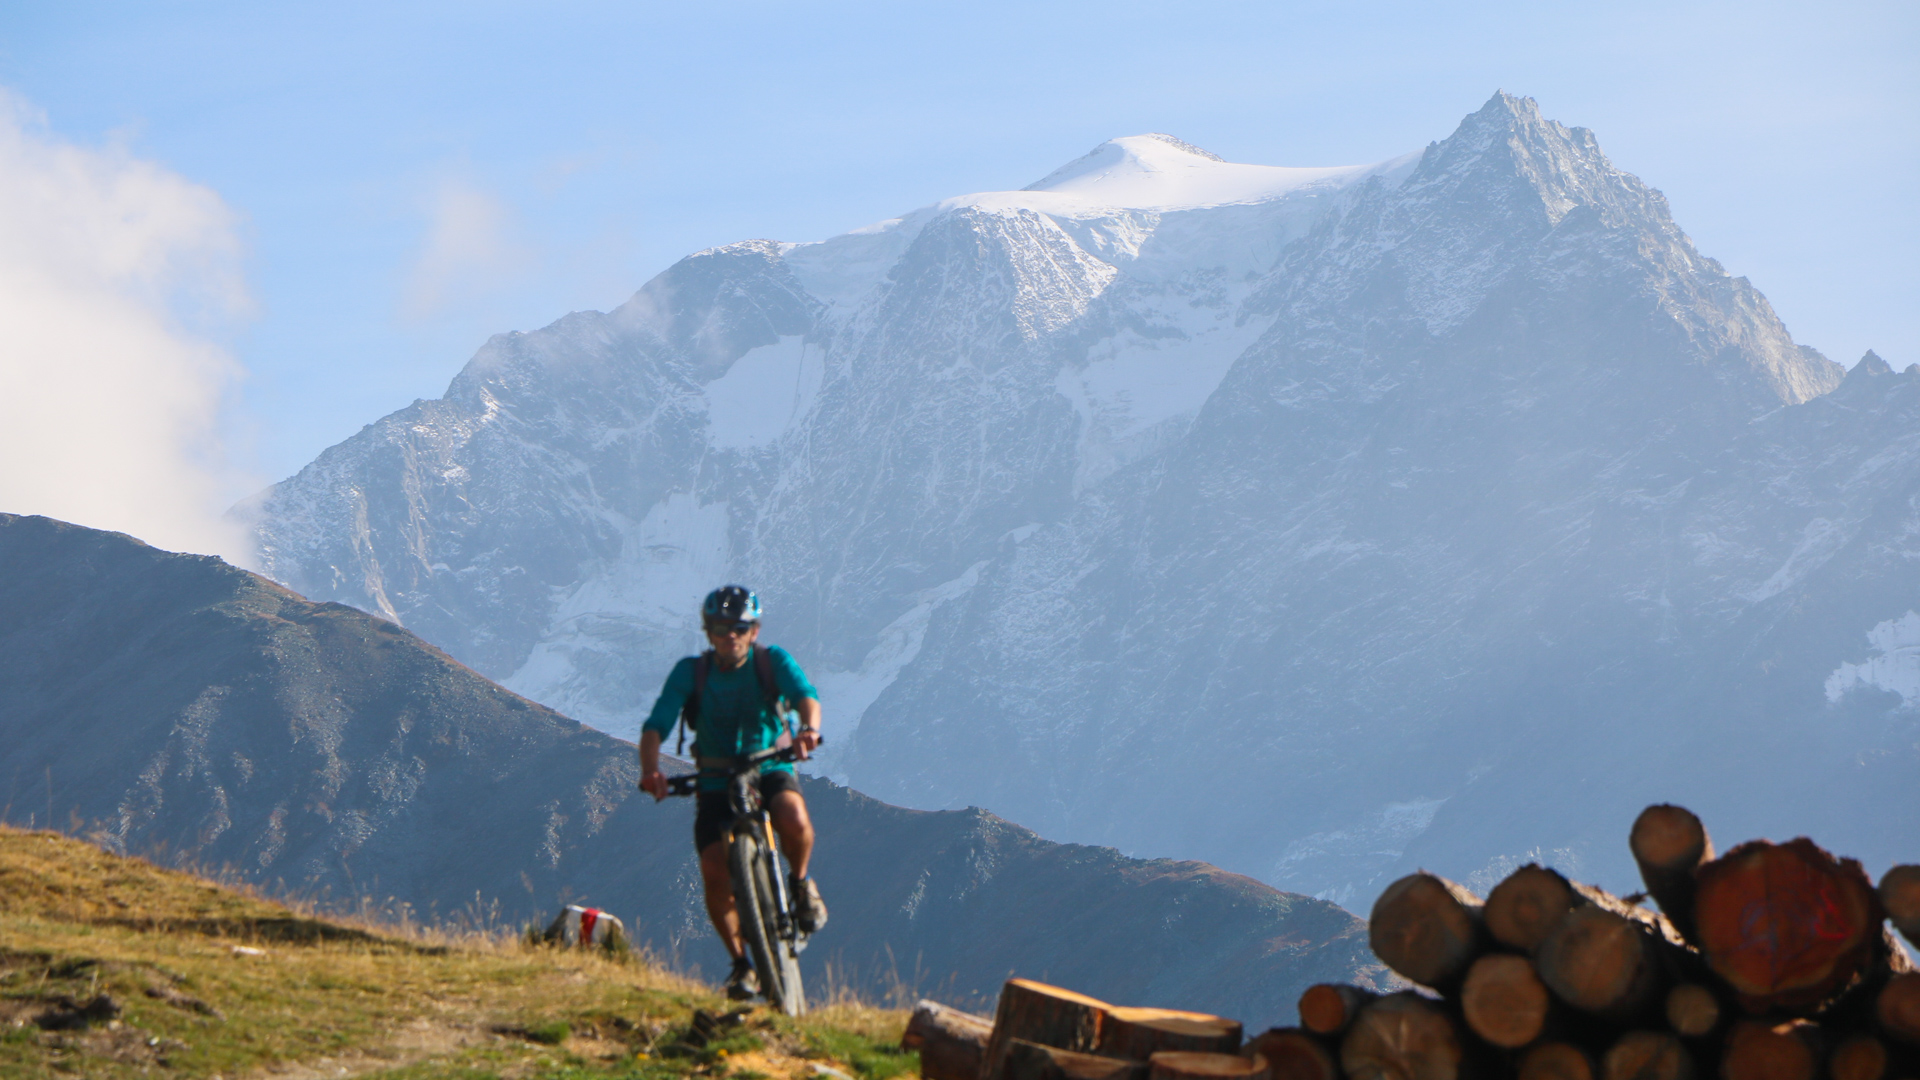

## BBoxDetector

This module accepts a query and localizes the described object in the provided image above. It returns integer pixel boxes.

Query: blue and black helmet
[702,585,761,626]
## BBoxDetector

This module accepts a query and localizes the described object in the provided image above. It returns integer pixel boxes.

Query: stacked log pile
[1289,804,1919,1080]
[902,805,1920,1080]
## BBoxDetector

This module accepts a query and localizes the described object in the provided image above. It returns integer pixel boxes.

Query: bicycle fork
[762,817,798,938]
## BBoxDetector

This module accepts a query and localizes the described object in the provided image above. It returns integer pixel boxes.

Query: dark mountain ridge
[0,512,1390,1024]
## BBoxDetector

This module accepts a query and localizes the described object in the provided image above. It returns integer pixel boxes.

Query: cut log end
[1340,993,1464,1080]
[1148,1051,1268,1080]
[1520,1043,1597,1080]
[1831,1036,1890,1080]
[1630,805,1713,871]
[1538,905,1663,1020]
[1878,972,1920,1045]
[1461,953,1550,1049]
[1664,984,1721,1039]
[1486,864,1579,953]
[1883,866,1920,947]
[1369,873,1484,989]
[1722,1022,1822,1080]
[1603,1031,1695,1080]
[1694,838,1881,1013]
[1297,985,1375,1037]
[1244,1030,1336,1080]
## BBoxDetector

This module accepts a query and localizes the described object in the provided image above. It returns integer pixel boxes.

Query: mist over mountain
[0,513,1390,1023]
[242,93,1918,908]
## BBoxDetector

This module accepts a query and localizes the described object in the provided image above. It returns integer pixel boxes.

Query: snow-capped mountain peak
[995,132,1403,213]
[245,94,1906,918]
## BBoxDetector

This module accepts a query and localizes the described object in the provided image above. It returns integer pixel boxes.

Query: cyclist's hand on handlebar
[794,728,822,760]
[640,769,670,801]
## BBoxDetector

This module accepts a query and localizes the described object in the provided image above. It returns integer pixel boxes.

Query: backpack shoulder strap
[752,645,785,717]
[677,651,713,755]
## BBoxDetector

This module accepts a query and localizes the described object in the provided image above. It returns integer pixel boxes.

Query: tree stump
[1629,805,1714,946]
[1603,1031,1695,1080]
[1461,953,1551,1049]
[1721,1021,1822,1080]
[1520,1043,1597,1080]
[904,999,994,1080]
[1003,1040,1144,1080]
[1147,1052,1268,1080]
[1243,1029,1337,1080]
[1297,984,1376,1037]
[1340,993,1464,1080]
[1098,1009,1241,1060]
[1370,873,1487,991]
[1538,905,1667,1023]
[1694,839,1883,1014]
[983,980,1112,1080]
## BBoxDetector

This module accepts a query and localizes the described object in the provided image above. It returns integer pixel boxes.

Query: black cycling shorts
[694,769,801,853]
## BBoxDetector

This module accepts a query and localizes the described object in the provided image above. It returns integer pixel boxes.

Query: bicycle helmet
[702,585,761,626]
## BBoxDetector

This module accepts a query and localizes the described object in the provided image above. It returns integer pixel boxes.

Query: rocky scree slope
[0,514,1391,1025]
[241,93,1916,907]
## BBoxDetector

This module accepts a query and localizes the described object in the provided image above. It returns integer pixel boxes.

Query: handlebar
[659,741,821,798]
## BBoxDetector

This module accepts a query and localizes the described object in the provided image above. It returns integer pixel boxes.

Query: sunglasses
[705,622,757,637]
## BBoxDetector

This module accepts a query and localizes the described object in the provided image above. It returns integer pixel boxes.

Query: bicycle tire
[728,832,784,1009]
[749,842,805,1015]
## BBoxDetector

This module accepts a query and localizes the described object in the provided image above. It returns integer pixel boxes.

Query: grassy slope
[0,826,914,1079]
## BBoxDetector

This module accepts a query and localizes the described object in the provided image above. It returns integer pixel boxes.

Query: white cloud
[0,90,254,561]
[401,178,529,320]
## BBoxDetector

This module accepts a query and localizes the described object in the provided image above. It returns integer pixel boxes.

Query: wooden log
[1243,1029,1336,1080]
[905,999,994,1080]
[1147,1052,1268,1080]
[1461,953,1551,1049]
[1662,984,1723,1039]
[1880,972,1920,1045]
[1603,1031,1695,1080]
[1832,1035,1892,1080]
[1629,805,1713,947]
[1098,1009,1242,1060]
[1487,864,1581,954]
[1693,838,1883,1014]
[1340,992,1464,1080]
[1537,904,1668,1023]
[1298,984,1377,1038]
[1369,873,1487,991]
[1883,867,1920,950]
[983,980,1112,1080]
[1721,1021,1822,1080]
[1520,1042,1597,1080]
[1003,1040,1145,1080]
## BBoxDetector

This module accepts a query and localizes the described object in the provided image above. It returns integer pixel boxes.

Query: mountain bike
[666,744,813,1015]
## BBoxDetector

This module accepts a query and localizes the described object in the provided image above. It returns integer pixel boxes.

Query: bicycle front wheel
[749,840,805,1015]
[729,831,802,1014]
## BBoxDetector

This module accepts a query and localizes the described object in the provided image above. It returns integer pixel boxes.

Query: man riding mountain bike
[639,585,828,1000]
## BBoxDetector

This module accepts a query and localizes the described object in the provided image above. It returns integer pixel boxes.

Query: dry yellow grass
[0,826,914,1079]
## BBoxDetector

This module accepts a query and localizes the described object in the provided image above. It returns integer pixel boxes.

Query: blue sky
[1,0,1914,503]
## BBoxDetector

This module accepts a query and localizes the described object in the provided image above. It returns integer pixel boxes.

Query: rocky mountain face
[0,514,1391,1023]
[243,93,1917,908]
